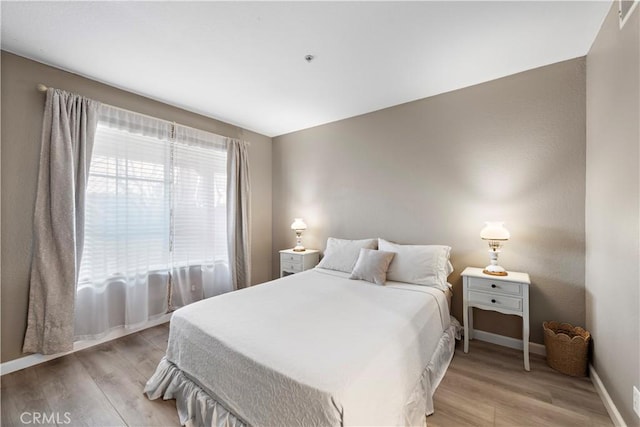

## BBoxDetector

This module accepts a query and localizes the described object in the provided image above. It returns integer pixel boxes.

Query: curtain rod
[36,83,247,144]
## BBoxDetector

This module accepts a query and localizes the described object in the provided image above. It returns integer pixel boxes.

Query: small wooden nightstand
[461,266,531,371]
[279,249,319,277]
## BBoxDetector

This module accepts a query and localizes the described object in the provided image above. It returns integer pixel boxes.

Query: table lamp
[291,218,307,252]
[480,221,510,276]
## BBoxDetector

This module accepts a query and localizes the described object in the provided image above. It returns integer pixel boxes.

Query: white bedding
[147,268,452,426]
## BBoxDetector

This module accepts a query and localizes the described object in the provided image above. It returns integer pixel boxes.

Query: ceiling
[1,1,610,137]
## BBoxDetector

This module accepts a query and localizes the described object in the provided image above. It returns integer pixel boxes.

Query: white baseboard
[590,364,627,427]
[472,329,547,356]
[0,313,172,376]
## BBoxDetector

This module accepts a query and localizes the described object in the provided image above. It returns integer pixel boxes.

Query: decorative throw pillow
[349,248,396,285]
[378,238,452,291]
[316,237,378,273]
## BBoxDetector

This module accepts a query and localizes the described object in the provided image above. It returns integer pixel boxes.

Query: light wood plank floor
[429,340,613,427]
[1,324,613,426]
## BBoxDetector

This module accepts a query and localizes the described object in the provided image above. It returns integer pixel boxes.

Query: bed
[145,263,458,427]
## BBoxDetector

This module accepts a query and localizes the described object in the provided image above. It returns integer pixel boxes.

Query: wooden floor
[1,324,613,427]
[429,340,613,427]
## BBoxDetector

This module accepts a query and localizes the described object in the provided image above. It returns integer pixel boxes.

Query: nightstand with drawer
[279,249,320,277]
[461,266,531,371]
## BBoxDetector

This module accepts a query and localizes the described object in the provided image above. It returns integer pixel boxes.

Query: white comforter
[164,268,451,426]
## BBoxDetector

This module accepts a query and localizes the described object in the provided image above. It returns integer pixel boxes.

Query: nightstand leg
[523,286,530,371]
[463,279,472,353]
[463,317,469,353]
[463,305,472,353]
[463,308,469,353]
[523,317,530,371]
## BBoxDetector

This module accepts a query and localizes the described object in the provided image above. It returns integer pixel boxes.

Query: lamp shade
[480,221,510,241]
[290,218,307,231]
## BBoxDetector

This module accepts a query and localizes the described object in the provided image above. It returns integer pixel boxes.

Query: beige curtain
[227,140,251,289]
[23,88,100,354]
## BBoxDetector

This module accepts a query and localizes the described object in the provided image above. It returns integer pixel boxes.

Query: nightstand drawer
[468,290,522,312]
[468,277,522,296]
[281,261,302,273]
[280,253,303,264]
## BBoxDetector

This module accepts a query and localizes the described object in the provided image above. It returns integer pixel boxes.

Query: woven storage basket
[543,321,590,377]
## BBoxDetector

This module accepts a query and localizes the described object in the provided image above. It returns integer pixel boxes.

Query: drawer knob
[491,284,497,288]
[491,299,496,303]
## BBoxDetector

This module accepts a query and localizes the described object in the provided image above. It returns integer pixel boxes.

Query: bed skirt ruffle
[403,318,459,425]
[144,357,247,427]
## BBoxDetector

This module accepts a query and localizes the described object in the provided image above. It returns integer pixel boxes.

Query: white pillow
[378,238,452,290]
[446,260,454,276]
[349,248,396,285]
[317,237,378,273]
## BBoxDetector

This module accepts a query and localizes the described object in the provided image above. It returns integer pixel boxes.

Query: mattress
[146,268,453,426]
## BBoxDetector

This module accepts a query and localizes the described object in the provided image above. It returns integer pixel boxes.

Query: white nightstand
[461,266,531,371]
[279,249,320,277]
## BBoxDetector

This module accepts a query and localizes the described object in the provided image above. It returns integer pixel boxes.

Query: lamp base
[483,269,508,276]
[293,246,306,252]
[484,251,508,276]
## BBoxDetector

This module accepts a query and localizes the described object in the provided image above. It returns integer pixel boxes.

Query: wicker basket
[543,321,590,377]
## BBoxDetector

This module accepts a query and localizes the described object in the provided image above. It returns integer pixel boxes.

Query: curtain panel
[168,124,232,309]
[75,106,173,340]
[227,140,251,290]
[23,88,101,355]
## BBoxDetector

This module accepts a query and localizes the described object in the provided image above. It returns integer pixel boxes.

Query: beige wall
[0,52,272,363]
[273,58,587,345]
[586,3,639,425]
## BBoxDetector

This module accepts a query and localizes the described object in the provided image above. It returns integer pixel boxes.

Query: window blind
[171,132,228,268]
[79,124,172,284]
[78,114,228,287]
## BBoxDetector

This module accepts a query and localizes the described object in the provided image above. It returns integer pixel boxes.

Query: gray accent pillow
[349,248,396,285]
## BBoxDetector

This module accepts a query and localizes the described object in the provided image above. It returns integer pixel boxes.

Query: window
[79,120,228,286]
[75,106,230,339]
